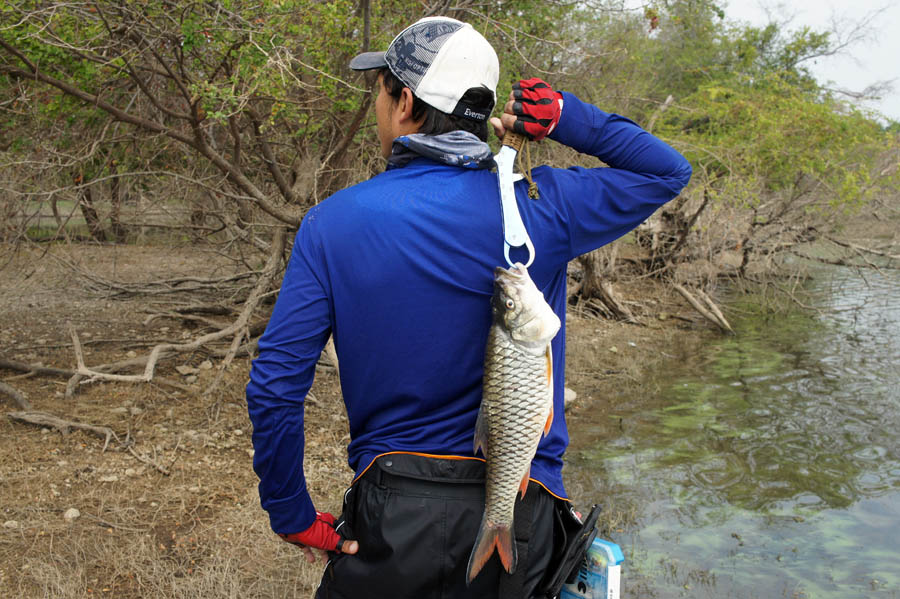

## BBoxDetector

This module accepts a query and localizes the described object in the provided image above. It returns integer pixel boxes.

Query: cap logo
[464,107,487,121]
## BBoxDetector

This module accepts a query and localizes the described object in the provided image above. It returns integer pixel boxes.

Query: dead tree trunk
[109,170,128,243]
[76,176,107,242]
[575,251,637,322]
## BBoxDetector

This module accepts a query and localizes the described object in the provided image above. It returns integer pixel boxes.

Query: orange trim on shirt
[352,451,571,502]
[531,479,570,502]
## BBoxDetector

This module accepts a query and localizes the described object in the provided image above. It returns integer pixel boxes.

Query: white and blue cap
[350,17,499,122]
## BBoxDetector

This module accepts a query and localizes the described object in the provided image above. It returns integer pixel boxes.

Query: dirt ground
[0,242,709,599]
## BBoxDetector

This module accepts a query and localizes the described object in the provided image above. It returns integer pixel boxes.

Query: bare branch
[8,410,117,451]
[246,105,295,203]
[674,284,733,333]
[0,381,32,411]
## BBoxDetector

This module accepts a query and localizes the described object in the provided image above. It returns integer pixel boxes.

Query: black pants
[315,453,557,599]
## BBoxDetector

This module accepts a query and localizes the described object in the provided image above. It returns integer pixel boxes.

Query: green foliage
[1,0,896,254]
[658,73,890,211]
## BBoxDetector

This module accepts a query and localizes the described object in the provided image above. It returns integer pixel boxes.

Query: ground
[0,242,711,599]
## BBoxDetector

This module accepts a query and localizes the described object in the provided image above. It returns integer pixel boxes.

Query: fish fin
[543,346,554,438]
[466,517,517,584]
[545,344,553,386]
[473,406,488,457]
[519,468,530,498]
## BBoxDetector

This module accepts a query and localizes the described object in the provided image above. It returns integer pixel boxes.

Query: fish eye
[505,299,515,310]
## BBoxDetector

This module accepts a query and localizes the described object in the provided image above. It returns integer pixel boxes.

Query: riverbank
[0,239,829,597]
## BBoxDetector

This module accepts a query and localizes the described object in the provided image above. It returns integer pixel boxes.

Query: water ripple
[567,267,900,598]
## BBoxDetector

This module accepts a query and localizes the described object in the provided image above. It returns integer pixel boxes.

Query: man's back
[281,158,568,483]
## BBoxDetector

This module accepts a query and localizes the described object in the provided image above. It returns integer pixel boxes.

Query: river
[565,265,900,598]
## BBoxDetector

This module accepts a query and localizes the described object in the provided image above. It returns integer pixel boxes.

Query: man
[246,16,691,599]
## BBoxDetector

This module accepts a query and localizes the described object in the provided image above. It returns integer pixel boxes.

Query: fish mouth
[493,263,529,283]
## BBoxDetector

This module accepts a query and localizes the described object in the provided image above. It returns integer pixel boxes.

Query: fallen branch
[7,410,117,451]
[126,445,171,476]
[0,356,191,397]
[36,246,260,298]
[645,94,674,134]
[788,250,898,270]
[141,303,236,327]
[673,284,733,333]
[69,324,153,384]
[0,358,72,378]
[51,230,282,395]
[0,381,32,410]
[63,247,280,393]
[695,288,734,333]
[825,236,900,260]
[142,311,216,328]
[11,338,170,352]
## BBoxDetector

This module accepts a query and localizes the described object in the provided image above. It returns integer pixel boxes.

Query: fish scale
[482,331,550,522]
[466,263,560,584]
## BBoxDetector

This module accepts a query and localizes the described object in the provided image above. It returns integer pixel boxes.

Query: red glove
[278,511,344,553]
[511,78,564,141]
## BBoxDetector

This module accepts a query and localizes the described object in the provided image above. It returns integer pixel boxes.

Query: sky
[723,0,900,122]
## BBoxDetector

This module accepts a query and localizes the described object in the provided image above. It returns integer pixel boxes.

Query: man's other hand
[490,77,563,141]
[278,511,360,564]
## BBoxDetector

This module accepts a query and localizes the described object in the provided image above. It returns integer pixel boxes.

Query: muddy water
[565,267,900,598]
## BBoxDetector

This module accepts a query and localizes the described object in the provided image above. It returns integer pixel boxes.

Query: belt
[363,453,488,498]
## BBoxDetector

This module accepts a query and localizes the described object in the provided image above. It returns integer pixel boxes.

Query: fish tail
[466,515,516,584]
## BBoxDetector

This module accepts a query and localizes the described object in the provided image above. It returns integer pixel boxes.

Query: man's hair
[379,67,494,142]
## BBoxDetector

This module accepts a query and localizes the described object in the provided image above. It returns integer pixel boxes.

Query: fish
[466,262,561,584]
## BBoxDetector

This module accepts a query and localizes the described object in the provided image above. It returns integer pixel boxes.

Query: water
[566,267,900,598]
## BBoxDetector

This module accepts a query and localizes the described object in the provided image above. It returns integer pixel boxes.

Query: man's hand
[278,511,359,564]
[490,77,563,141]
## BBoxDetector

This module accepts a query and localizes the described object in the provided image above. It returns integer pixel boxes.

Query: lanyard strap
[496,131,535,268]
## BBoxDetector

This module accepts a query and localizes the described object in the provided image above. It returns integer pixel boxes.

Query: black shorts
[315,453,559,599]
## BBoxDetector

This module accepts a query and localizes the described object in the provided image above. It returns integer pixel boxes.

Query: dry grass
[0,244,355,598]
[0,365,352,599]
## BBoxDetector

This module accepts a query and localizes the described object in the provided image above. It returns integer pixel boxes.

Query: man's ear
[396,87,417,124]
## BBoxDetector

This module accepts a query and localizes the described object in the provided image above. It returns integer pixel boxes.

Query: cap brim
[349,51,387,71]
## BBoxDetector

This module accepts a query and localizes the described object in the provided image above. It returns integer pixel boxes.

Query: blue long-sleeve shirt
[246,92,692,534]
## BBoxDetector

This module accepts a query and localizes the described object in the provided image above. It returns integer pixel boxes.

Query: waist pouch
[535,503,601,599]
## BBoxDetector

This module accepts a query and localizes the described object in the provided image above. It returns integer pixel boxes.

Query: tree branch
[246,105,295,203]
[0,381,32,411]
[8,411,117,451]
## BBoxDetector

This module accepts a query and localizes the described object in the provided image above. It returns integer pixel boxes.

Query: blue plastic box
[559,538,624,599]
